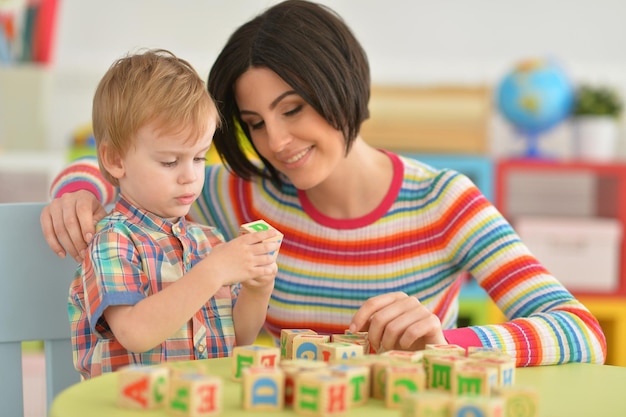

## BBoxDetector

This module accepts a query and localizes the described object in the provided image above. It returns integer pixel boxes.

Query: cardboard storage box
[515,216,622,293]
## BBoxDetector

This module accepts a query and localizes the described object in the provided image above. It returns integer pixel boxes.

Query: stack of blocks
[117,364,222,416]
[116,329,539,416]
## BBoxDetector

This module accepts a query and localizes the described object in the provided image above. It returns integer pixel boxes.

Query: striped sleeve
[49,156,116,205]
[435,172,607,366]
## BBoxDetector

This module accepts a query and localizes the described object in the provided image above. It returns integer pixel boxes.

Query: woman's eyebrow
[270,90,298,109]
[239,90,298,116]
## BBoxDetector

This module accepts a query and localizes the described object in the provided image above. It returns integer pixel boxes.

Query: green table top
[49,358,626,417]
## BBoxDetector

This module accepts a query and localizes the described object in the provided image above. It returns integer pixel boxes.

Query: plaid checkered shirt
[68,196,238,379]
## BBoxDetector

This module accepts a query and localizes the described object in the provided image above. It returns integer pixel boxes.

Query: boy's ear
[99,143,125,180]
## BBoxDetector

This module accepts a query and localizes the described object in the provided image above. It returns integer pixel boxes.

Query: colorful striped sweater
[52,152,606,366]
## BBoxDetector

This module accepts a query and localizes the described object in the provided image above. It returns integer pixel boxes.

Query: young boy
[67,49,281,380]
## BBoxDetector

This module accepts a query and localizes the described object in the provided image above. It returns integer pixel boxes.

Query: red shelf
[495,159,626,298]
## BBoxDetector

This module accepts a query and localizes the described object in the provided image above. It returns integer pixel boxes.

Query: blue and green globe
[496,58,574,157]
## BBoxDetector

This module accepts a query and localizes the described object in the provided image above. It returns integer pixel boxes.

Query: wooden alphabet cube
[292,334,331,361]
[452,395,504,417]
[402,391,451,417]
[168,373,222,417]
[242,366,285,411]
[294,372,349,416]
[280,359,329,406]
[470,356,516,387]
[239,220,283,258]
[281,329,318,359]
[427,355,469,392]
[493,385,539,417]
[369,356,403,400]
[454,363,498,396]
[232,344,280,381]
[384,364,427,409]
[319,342,364,362]
[117,365,169,410]
[422,347,465,386]
[327,364,370,407]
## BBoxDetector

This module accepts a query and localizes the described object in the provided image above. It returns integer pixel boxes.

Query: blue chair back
[0,202,80,416]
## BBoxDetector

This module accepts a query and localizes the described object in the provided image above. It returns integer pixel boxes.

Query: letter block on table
[384,364,427,409]
[242,366,285,411]
[280,359,329,406]
[281,329,318,359]
[427,355,469,392]
[402,391,451,417]
[469,356,516,388]
[493,385,539,417]
[294,372,349,416]
[168,373,222,417]
[454,363,498,396]
[327,364,370,408]
[319,342,364,362]
[239,220,284,258]
[451,395,504,417]
[232,345,281,381]
[117,365,169,410]
[292,334,331,361]
[368,356,400,400]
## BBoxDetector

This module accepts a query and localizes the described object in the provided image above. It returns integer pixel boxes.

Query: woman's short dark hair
[208,0,370,186]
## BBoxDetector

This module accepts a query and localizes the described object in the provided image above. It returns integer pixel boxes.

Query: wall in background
[45,0,626,158]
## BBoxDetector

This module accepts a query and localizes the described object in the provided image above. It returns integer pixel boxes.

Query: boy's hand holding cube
[239,220,283,259]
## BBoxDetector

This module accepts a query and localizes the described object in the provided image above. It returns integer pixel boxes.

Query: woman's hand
[40,190,107,262]
[349,292,446,352]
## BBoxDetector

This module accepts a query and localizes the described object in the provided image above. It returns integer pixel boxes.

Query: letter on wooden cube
[454,364,498,396]
[427,355,469,392]
[385,364,427,409]
[470,356,516,387]
[280,359,330,406]
[281,329,318,359]
[239,220,283,258]
[319,342,363,362]
[168,373,222,417]
[242,366,285,411]
[292,334,331,361]
[327,364,370,407]
[232,344,280,381]
[294,372,349,416]
[118,365,169,409]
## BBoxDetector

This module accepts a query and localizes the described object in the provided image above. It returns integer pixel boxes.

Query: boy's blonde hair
[92,48,219,186]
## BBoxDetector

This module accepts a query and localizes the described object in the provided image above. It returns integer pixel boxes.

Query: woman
[41,0,605,365]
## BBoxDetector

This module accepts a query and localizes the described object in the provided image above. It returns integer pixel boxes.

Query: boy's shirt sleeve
[50,156,116,205]
[83,228,146,337]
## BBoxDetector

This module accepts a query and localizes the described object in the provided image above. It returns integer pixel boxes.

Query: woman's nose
[266,122,292,152]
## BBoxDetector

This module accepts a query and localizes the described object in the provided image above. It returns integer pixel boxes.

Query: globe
[496,58,574,158]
